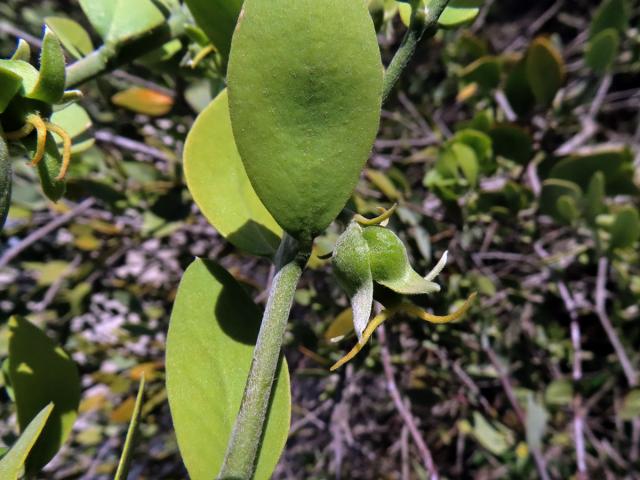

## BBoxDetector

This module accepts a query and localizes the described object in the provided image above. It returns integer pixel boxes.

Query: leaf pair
[185,0,384,251]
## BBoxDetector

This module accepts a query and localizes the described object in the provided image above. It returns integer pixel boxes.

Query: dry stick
[555,74,613,156]
[595,257,638,388]
[377,326,439,480]
[0,198,95,269]
[94,130,172,162]
[483,343,551,480]
[556,281,588,480]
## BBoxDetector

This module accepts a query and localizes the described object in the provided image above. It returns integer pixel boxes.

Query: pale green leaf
[184,89,281,257]
[45,17,94,60]
[0,403,53,480]
[166,259,291,480]
[7,316,81,475]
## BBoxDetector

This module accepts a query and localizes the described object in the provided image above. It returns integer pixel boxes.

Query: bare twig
[377,325,439,480]
[0,198,96,269]
[94,130,172,162]
[556,280,588,480]
[595,257,638,387]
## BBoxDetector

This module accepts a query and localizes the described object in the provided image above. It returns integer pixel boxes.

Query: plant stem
[382,0,451,103]
[64,9,189,88]
[219,235,308,479]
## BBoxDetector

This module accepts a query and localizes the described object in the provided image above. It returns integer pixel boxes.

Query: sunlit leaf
[7,316,81,474]
[166,259,291,480]
[227,0,383,242]
[0,403,53,480]
[184,89,281,257]
[45,17,94,60]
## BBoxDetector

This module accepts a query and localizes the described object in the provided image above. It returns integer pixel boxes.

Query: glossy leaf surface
[184,89,281,256]
[228,0,383,242]
[166,259,291,480]
[7,316,81,474]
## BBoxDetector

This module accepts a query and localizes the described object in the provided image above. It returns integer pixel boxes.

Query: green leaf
[471,412,513,456]
[539,179,582,224]
[7,316,81,474]
[490,124,533,165]
[44,17,94,60]
[50,104,95,155]
[451,143,479,186]
[590,0,629,38]
[184,89,282,257]
[549,148,633,192]
[584,171,606,223]
[114,377,145,480]
[610,206,640,250]
[620,389,640,420]
[0,403,54,480]
[586,28,619,74]
[184,0,243,64]
[545,380,573,406]
[0,67,22,114]
[453,129,493,172]
[525,394,548,450]
[10,39,31,62]
[166,259,291,480]
[28,27,66,104]
[460,56,501,91]
[438,0,483,27]
[227,0,383,243]
[332,223,374,340]
[526,37,565,106]
[504,59,536,117]
[79,0,165,44]
[0,137,11,231]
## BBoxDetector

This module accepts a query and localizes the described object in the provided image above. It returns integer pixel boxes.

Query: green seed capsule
[227,0,383,244]
[332,223,373,340]
[362,226,441,295]
[362,226,407,281]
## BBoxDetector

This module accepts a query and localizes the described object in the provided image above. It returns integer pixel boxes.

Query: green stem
[218,235,308,479]
[382,0,451,103]
[64,9,190,88]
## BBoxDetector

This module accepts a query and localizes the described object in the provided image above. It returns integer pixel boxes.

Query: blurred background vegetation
[1,0,640,478]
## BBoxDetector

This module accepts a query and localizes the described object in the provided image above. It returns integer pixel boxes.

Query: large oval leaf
[184,89,281,256]
[7,316,81,475]
[166,259,291,480]
[228,0,383,243]
[185,0,243,63]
